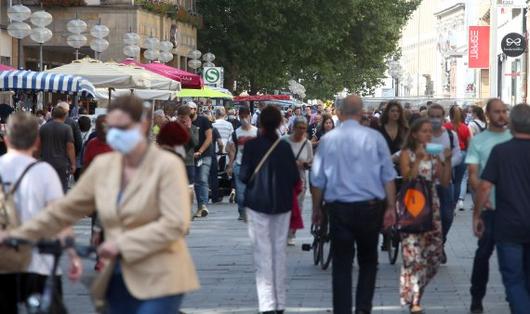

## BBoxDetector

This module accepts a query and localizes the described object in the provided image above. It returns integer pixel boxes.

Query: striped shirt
[213,119,234,152]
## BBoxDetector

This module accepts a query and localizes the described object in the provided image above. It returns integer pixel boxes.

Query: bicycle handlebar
[3,236,96,258]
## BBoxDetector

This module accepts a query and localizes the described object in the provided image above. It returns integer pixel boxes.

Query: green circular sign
[204,67,220,84]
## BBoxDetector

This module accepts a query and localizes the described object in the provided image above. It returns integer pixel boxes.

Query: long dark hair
[259,105,282,140]
[318,114,334,134]
[403,118,431,152]
[380,100,409,135]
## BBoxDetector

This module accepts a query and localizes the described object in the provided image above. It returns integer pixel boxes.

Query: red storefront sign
[468,26,490,69]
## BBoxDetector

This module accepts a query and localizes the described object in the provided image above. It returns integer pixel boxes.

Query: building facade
[4,0,199,70]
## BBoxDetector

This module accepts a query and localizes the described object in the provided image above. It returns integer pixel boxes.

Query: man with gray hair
[213,106,234,154]
[475,103,530,314]
[311,95,396,314]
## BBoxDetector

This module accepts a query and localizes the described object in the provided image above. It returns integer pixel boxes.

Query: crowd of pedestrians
[0,94,530,314]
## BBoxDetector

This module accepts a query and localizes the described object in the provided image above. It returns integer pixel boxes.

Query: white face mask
[106,127,143,155]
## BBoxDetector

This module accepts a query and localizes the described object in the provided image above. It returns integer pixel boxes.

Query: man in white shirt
[226,106,258,221]
[428,103,462,264]
[0,112,81,314]
[212,107,234,154]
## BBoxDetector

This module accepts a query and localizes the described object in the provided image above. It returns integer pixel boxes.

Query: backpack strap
[295,139,308,160]
[447,129,455,150]
[9,162,40,195]
[473,120,486,132]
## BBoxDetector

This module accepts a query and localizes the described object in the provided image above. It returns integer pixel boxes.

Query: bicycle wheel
[320,235,332,270]
[386,231,400,265]
[311,225,321,266]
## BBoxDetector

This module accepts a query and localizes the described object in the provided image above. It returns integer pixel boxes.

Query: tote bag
[396,177,434,234]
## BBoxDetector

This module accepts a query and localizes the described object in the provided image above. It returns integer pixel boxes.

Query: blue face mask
[106,127,143,155]
[425,143,444,155]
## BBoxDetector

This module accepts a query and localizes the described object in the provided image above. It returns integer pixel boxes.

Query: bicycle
[3,237,96,314]
[383,226,400,265]
[302,213,332,270]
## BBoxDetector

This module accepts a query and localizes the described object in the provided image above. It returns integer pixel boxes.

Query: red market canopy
[121,59,203,89]
[0,64,15,72]
[234,95,291,102]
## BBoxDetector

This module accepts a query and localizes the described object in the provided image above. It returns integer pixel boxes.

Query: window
[0,0,8,28]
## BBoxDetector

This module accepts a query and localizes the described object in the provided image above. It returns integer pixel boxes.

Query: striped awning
[0,70,96,97]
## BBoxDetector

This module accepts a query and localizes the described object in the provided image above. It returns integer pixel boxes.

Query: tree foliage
[198,0,420,99]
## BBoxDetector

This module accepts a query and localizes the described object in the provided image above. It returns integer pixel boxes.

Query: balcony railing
[135,0,202,28]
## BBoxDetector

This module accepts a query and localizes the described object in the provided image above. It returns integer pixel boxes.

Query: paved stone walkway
[63,196,510,313]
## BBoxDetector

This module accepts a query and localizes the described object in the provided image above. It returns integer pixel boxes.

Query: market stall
[0,69,96,96]
[47,58,181,91]
[176,86,233,99]
[121,59,203,89]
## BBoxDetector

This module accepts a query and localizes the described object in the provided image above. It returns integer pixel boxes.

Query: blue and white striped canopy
[0,70,96,97]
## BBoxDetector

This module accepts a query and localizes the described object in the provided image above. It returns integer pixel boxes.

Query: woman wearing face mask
[399,118,452,314]
[4,95,199,314]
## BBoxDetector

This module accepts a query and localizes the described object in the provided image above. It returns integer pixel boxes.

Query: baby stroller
[209,153,233,202]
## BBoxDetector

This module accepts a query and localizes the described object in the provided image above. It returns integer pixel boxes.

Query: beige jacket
[11,145,199,304]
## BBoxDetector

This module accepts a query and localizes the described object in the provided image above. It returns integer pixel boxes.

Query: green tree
[198,0,420,98]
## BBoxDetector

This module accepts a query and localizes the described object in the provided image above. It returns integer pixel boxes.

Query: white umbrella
[93,88,177,101]
[46,57,180,91]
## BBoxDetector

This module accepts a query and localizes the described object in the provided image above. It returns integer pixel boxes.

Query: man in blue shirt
[311,95,396,314]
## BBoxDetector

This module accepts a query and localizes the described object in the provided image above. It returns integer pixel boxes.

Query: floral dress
[400,151,443,306]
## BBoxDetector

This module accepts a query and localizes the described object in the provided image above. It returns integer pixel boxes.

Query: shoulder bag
[395,159,434,234]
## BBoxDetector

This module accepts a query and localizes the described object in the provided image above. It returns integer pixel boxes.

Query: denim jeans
[436,184,455,243]
[459,168,469,200]
[470,210,496,301]
[327,201,384,314]
[194,156,212,208]
[233,163,246,216]
[452,152,467,204]
[496,242,530,314]
[106,271,184,314]
[185,165,195,185]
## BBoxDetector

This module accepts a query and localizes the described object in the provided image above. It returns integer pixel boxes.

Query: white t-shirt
[228,126,258,165]
[0,152,64,275]
[283,136,314,182]
[213,119,234,153]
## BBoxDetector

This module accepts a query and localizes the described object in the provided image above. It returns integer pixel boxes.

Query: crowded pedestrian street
[62,196,510,314]
[4,1,530,314]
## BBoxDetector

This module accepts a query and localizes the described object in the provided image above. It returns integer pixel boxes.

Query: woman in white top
[468,105,487,136]
[283,117,313,246]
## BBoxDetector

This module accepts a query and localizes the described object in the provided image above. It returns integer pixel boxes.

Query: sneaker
[287,238,296,246]
[229,189,236,203]
[237,213,247,222]
[470,299,483,313]
[457,199,465,211]
[194,205,209,218]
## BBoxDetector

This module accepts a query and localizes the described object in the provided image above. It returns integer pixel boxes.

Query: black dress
[379,125,404,155]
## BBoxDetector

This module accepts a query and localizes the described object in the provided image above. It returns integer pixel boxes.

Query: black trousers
[327,200,384,314]
[209,155,220,201]
[470,210,496,301]
[0,273,66,314]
